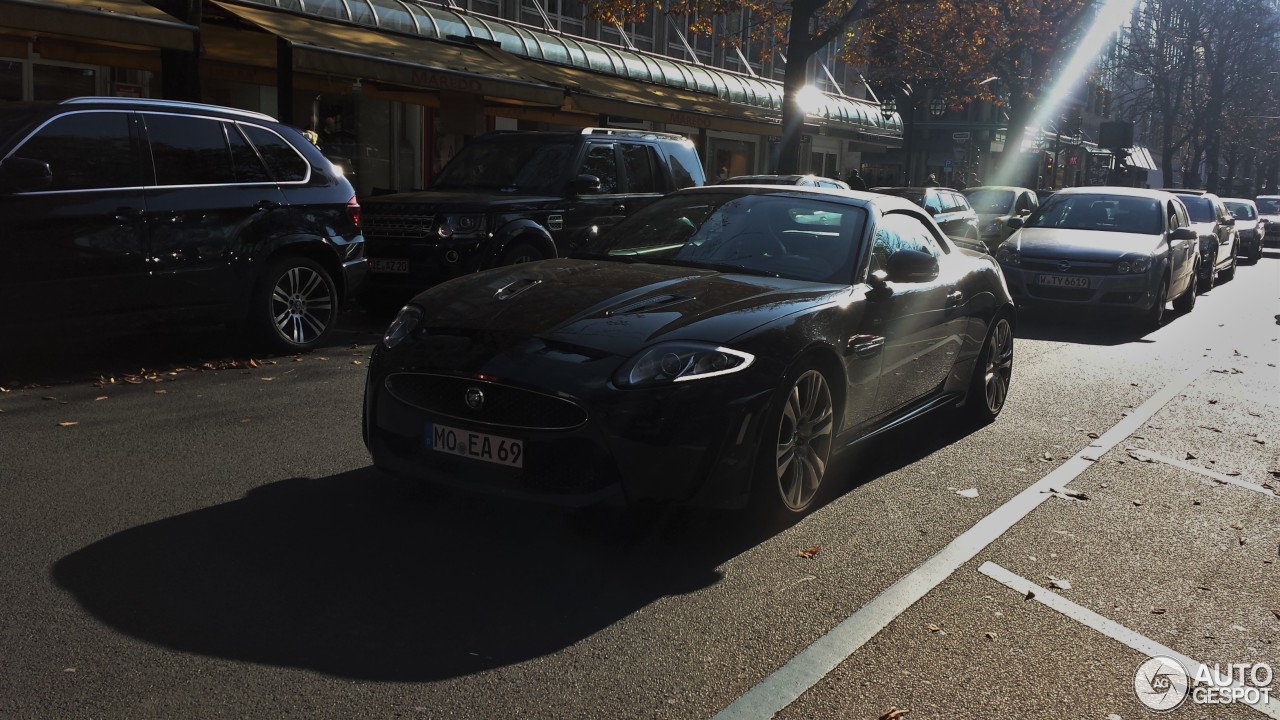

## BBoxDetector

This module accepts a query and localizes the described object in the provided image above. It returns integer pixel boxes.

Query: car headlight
[382,304,423,349]
[996,246,1020,266]
[614,342,754,388]
[436,214,486,239]
[1115,255,1152,274]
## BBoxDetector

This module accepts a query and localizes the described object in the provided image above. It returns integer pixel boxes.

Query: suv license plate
[426,422,523,468]
[1037,273,1089,288]
[369,258,409,274]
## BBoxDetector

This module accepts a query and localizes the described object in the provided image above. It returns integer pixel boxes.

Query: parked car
[0,97,366,352]
[1221,197,1265,263]
[870,186,981,243]
[721,174,851,190]
[364,185,1015,520]
[997,187,1200,327]
[1256,195,1280,248]
[358,128,705,313]
[1163,189,1239,289]
[962,185,1039,252]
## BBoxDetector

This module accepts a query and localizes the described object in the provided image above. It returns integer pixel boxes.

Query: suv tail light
[347,196,361,228]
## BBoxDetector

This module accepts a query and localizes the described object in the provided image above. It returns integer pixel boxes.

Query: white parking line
[713,365,1206,720]
[979,561,1280,718]
[1124,447,1277,498]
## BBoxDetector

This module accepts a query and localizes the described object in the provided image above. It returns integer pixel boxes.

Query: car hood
[1006,227,1161,260]
[360,190,563,213]
[405,258,842,357]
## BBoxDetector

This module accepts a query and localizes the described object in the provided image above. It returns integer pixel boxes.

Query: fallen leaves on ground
[878,708,909,720]
[956,488,979,498]
[56,421,78,427]
[1047,576,1072,591]
[797,545,821,559]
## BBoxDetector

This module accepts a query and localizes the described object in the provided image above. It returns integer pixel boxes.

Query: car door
[560,141,628,251]
[1167,198,1196,297]
[866,212,965,417]
[140,112,288,312]
[1212,197,1236,266]
[0,109,150,324]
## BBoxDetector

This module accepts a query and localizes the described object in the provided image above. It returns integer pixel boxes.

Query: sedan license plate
[1037,273,1089,288]
[426,422,523,468]
[369,258,409,274]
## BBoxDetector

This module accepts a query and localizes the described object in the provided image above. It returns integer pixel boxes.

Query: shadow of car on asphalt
[1012,304,1174,346]
[50,400,982,682]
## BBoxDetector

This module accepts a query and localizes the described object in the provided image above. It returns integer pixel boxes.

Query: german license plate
[426,422,523,468]
[1037,273,1089,288]
[369,258,409,274]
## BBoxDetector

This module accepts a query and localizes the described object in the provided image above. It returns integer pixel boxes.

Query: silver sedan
[996,186,1200,328]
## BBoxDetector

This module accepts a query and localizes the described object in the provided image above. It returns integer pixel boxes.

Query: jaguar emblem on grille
[1057,260,1072,271]
[464,387,485,410]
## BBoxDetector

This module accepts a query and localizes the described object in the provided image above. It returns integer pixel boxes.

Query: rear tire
[964,315,1013,425]
[250,256,338,353]
[1172,269,1197,313]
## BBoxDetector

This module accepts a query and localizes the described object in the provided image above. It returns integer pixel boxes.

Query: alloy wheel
[774,369,834,512]
[270,265,335,345]
[982,318,1014,415]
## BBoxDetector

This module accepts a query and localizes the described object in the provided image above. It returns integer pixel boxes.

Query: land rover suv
[0,97,366,352]
[358,128,705,311]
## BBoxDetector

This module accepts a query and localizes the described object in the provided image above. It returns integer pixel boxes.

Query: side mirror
[866,268,892,299]
[570,174,602,195]
[1006,217,1025,230]
[0,157,52,193]
[885,248,940,282]
[1221,216,1235,226]
[1169,227,1197,241]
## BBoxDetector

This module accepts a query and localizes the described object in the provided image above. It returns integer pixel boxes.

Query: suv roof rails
[59,97,277,123]
[581,127,688,141]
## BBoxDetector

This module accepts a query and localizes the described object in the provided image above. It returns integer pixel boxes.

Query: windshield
[1257,198,1280,215]
[1178,195,1214,222]
[1024,193,1162,234]
[431,136,575,194]
[577,191,868,284]
[964,189,1015,214]
[1223,201,1256,220]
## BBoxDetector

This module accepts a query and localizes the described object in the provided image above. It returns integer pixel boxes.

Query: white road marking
[714,365,1206,720]
[979,561,1280,718]
[1125,447,1277,497]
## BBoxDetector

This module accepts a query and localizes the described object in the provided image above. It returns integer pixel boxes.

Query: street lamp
[929,97,946,118]
[880,96,897,119]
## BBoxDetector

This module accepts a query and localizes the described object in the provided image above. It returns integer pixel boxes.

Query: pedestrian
[924,173,939,187]
[970,172,982,187]
[846,168,867,191]
[953,174,967,191]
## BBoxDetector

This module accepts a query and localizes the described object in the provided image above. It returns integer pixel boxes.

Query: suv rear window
[16,111,138,190]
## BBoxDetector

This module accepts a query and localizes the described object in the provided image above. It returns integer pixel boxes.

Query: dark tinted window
[620,142,659,193]
[1179,195,1214,222]
[432,135,573,194]
[15,111,138,191]
[580,143,618,193]
[227,124,272,183]
[144,113,235,186]
[241,124,308,182]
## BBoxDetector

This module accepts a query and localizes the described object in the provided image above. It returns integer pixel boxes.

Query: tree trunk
[774,0,820,174]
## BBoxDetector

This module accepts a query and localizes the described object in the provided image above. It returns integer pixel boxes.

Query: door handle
[255,200,281,211]
[113,206,143,222]
[848,334,884,358]
[946,290,964,307]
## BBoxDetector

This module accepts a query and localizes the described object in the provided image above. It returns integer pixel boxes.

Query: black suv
[358,128,705,310]
[869,186,983,251]
[0,97,366,353]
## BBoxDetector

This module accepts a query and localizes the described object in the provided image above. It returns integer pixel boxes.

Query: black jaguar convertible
[362,185,1014,519]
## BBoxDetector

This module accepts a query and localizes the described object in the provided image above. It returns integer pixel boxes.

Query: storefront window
[32,63,98,101]
[0,59,21,102]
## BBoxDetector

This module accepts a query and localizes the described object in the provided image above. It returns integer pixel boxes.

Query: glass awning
[2,0,196,51]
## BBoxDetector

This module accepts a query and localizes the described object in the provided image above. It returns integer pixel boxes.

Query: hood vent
[495,277,542,301]
[603,294,691,317]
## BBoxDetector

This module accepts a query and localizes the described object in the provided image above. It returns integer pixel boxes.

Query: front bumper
[999,264,1159,313]
[363,347,775,509]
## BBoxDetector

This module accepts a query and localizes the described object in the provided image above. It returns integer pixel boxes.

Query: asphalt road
[1,252,1277,720]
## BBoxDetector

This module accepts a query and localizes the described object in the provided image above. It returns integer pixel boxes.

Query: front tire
[1143,276,1168,330]
[752,365,835,519]
[964,315,1013,425]
[1199,257,1216,292]
[1219,244,1238,282]
[251,256,338,353]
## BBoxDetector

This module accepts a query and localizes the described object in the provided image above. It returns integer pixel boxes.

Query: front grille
[385,372,588,430]
[363,213,435,239]
[1021,258,1116,275]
